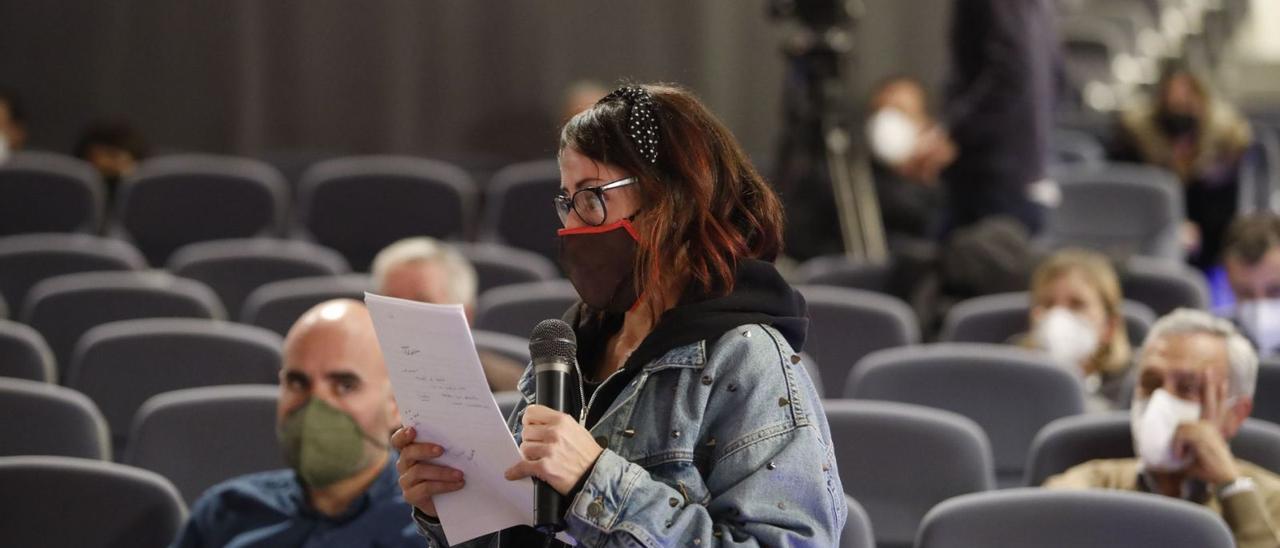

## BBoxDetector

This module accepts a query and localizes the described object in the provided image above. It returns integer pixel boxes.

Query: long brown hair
[560,83,785,317]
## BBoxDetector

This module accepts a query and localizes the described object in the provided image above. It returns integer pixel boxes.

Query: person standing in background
[915,0,1059,236]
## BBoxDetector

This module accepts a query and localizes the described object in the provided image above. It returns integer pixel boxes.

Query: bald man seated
[172,299,420,547]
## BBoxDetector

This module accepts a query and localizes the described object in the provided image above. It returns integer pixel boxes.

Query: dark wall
[0,0,949,173]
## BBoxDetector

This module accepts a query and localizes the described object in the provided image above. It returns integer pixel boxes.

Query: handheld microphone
[528,319,576,533]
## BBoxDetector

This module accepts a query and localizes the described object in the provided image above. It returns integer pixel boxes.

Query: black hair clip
[599,85,659,165]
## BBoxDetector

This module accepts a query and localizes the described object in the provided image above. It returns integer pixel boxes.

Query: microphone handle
[534,361,569,532]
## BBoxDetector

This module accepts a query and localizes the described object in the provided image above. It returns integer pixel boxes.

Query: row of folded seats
[0,225,1220,383]
[0,147,1238,271]
[2,249,1277,546]
[2,376,1272,548]
[0,152,568,270]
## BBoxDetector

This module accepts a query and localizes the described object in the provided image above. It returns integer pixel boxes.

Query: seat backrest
[847,343,1085,486]
[240,274,371,336]
[916,488,1234,548]
[0,151,104,235]
[454,241,558,294]
[824,400,993,548]
[1120,255,1210,316]
[296,156,476,271]
[797,285,919,398]
[0,233,146,312]
[1253,361,1280,426]
[473,329,532,366]
[1047,163,1182,261]
[841,494,876,548]
[0,319,55,383]
[0,378,109,459]
[939,291,1156,347]
[115,154,287,266]
[1050,128,1105,166]
[0,455,186,547]
[475,280,579,338]
[66,318,282,453]
[22,271,225,375]
[1026,411,1280,486]
[126,384,282,505]
[168,238,350,320]
[793,255,894,294]
[479,159,563,262]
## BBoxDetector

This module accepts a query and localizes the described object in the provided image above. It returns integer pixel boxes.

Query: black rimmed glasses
[553,176,637,226]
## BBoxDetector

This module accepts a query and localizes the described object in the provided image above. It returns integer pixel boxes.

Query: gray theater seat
[114,154,287,266]
[0,319,55,382]
[126,384,282,505]
[22,271,225,376]
[0,233,146,314]
[66,318,282,457]
[0,456,186,547]
[846,343,1084,487]
[917,488,1233,548]
[0,151,104,235]
[168,238,349,320]
[295,156,476,271]
[475,280,579,338]
[0,378,109,459]
[824,400,993,548]
[797,285,919,398]
[240,274,371,336]
[478,159,563,262]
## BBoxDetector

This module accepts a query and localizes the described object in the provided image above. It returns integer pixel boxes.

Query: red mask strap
[557,219,640,241]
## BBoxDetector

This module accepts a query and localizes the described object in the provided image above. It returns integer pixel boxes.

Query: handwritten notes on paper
[365,293,534,543]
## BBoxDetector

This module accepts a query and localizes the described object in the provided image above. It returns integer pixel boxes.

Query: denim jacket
[416,322,847,547]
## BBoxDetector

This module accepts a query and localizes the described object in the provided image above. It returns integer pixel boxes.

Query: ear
[385,386,401,428]
[1221,396,1253,438]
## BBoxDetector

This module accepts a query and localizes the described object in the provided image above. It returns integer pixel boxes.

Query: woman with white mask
[1022,248,1133,411]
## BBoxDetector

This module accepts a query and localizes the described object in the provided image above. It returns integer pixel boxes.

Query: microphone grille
[529,319,577,364]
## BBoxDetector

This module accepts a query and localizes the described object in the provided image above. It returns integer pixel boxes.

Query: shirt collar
[292,452,400,523]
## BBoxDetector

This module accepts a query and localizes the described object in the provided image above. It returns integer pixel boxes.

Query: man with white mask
[1222,213,1280,358]
[1045,309,1280,548]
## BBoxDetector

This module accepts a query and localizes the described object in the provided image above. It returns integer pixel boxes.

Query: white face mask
[1237,298,1280,357]
[865,107,918,166]
[1130,388,1203,472]
[1033,307,1101,373]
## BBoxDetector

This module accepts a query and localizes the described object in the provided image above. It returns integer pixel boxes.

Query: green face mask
[277,398,386,488]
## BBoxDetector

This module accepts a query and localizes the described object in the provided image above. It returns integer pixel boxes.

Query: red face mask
[558,219,641,314]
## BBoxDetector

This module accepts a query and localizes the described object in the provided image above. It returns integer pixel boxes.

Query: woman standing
[393,83,846,546]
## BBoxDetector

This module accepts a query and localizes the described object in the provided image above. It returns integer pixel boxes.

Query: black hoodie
[567,258,808,429]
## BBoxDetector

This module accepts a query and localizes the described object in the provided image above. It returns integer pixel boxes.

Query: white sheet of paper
[365,293,534,544]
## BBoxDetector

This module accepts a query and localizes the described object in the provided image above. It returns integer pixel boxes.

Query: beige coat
[1046,458,1280,548]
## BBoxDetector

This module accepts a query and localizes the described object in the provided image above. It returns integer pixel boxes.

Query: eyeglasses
[553,176,637,226]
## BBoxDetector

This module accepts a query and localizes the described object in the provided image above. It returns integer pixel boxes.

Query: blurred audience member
[73,120,149,202]
[1021,248,1132,411]
[371,237,524,390]
[1045,309,1279,548]
[927,0,1058,235]
[864,76,946,240]
[560,79,608,123]
[0,87,28,161]
[173,299,420,547]
[1221,213,1280,358]
[1114,63,1254,270]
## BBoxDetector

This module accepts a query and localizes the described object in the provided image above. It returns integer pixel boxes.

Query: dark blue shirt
[172,455,419,548]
